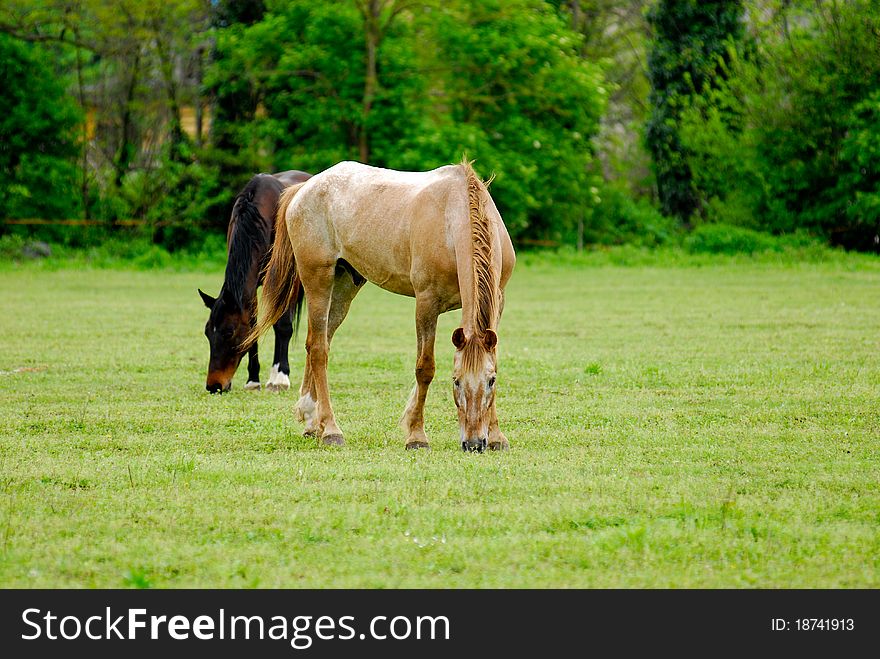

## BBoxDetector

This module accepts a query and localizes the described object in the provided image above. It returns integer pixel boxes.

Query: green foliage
[4,0,880,253]
[89,142,226,250]
[204,9,271,175]
[394,0,606,241]
[832,91,880,250]
[677,50,756,228]
[559,1,656,197]
[205,0,606,242]
[678,0,880,250]
[0,232,228,270]
[586,183,677,246]
[645,0,744,223]
[684,223,822,256]
[252,1,424,170]
[139,147,226,250]
[0,35,81,222]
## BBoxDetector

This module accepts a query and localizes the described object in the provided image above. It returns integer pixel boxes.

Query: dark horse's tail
[243,182,308,350]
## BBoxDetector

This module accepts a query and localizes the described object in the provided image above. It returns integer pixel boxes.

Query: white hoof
[266,364,291,392]
[244,381,262,391]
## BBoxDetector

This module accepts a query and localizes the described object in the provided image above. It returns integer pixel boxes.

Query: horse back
[273,170,312,187]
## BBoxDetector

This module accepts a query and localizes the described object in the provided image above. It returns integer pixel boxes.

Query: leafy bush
[684,223,822,255]
[678,1,880,250]
[0,35,81,222]
[212,0,606,244]
[587,184,678,247]
[832,91,880,250]
[645,0,745,223]
[685,223,774,254]
[90,142,227,250]
[0,235,27,259]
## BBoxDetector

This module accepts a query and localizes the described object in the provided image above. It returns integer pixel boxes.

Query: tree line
[1,0,877,251]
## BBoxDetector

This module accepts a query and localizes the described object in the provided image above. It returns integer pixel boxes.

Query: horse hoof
[405,440,430,450]
[322,434,345,446]
[488,439,509,451]
[244,381,262,391]
[303,429,320,439]
[266,382,290,392]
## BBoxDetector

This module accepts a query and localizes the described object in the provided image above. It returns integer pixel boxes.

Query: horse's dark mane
[222,177,273,312]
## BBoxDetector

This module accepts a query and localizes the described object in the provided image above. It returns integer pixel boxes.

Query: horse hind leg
[266,309,293,392]
[488,289,509,451]
[266,364,291,392]
[298,264,363,443]
[244,335,262,391]
[295,359,319,436]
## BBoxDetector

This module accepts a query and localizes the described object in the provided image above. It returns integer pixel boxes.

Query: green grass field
[1,252,878,587]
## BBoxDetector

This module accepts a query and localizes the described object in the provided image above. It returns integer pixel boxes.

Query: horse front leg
[487,400,508,450]
[488,290,508,450]
[403,294,439,450]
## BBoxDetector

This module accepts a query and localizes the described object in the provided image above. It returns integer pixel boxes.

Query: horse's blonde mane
[461,157,499,371]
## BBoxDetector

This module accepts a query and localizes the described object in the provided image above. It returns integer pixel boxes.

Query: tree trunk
[195,45,204,148]
[115,50,141,188]
[570,0,581,31]
[74,32,90,219]
[153,20,186,160]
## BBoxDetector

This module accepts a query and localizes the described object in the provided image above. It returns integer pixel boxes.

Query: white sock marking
[295,392,316,423]
[266,363,290,390]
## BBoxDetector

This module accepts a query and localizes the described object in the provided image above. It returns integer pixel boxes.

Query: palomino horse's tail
[243,182,307,350]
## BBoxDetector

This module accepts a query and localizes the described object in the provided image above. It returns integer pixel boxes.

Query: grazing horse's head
[199,288,251,393]
[451,327,498,452]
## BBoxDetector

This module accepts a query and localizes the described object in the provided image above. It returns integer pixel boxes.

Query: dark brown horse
[199,170,311,393]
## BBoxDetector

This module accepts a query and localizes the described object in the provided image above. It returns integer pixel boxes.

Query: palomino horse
[248,159,515,451]
[199,170,311,393]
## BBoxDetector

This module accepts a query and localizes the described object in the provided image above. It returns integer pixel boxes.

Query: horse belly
[338,229,416,297]
[370,275,416,297]
[349,254,415,297]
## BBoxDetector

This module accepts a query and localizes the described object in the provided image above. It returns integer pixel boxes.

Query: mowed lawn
[0,254,878,587]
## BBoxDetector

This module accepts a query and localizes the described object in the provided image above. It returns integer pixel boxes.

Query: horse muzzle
[461,437,488,453]
[206,380,232,394]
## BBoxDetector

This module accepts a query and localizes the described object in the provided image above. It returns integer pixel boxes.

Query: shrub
[677,1,880,250]
[684,223,823,255]
[0,35,81,222]
[587,184,678,247]
[645,0,745,224]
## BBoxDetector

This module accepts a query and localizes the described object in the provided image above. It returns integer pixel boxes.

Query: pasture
[0,252,878,587]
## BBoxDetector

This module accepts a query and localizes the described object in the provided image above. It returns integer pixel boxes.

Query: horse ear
[482,329,498,351]
[452,327,467,350]
[198,289,216,309]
